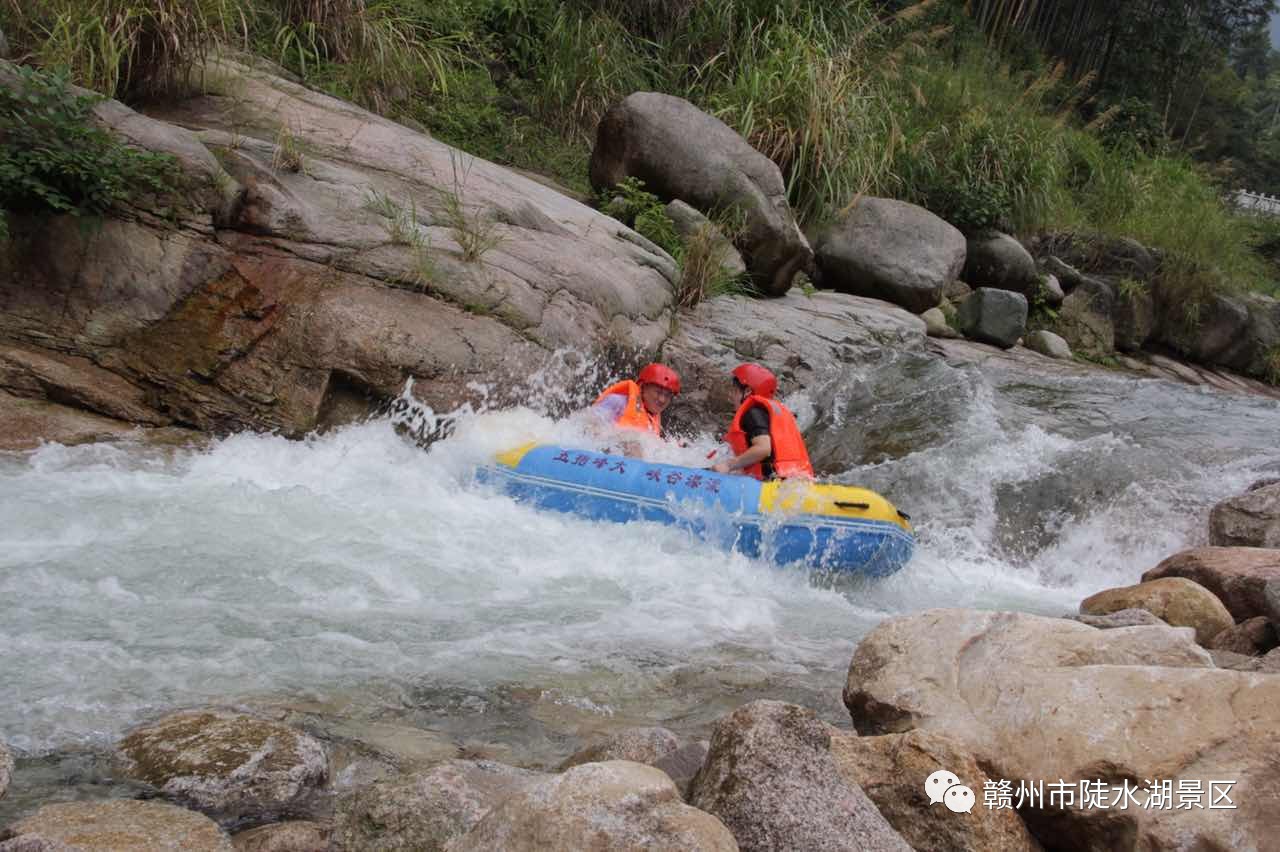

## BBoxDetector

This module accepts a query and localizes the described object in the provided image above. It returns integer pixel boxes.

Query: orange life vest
[594,380,661,435]
[725,395,814,480]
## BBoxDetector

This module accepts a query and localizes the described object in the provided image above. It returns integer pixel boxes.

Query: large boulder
[558,726,679,771]
[844,609,1280,852]
[1228,293,1280,377]
[1156,293,1250,365]
[590,92,810,296]
[1,58,677,441]
[963,232,1037,295]
[1024,329,1071,360]
[332,759,547,851]
[956,288,1027,350]
[688,700,909,852]
[0,800,231,852]
[448,761,738,851]
[813,197,965,313]
[1079,577,1234,645]
[117,710,327,828]
[1053,277,1115,358]
[1142,547,1280,622]
[828,728,1040,852]
[1209,483,1280,548]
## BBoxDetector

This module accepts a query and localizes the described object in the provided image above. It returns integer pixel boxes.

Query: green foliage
[0,65,177,228]
[440,152,503,263]
[598,177,750,306]
[4,0,248,98]
[598,177,682,258]
[1265,344,1280,387]
[1025,274,1059,330]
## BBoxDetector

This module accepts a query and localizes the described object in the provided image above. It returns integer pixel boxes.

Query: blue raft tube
[477,443,914,577]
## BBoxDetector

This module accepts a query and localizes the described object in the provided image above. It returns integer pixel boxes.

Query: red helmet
[732,363,777,398]
[637,362,681,394]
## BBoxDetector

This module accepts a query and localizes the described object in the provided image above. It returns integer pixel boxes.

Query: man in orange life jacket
[710,363,814,480]
[590,363,680,456]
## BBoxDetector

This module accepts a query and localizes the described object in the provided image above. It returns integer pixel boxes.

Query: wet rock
[1024,330,1071,360]
[558,726,679,771]
[813,197,965,313]
[0,800,231,852]
[231,821,330,852]
[332,759,546,851]
[1142,547,1280,622]
[1069,608,1167,629]
[828,728,1040,852]
[688,700,909,852]
[963,232,1037,295]
[921,307,958,338]
[652,741,709,799]
[449,761,737,851]
[0,740,11,800]
[1053,277,1115,358]
[844,609,1279,852]
[661,289,926,438]
[956,288,1027,350]
[117,710,327,828]
[665,201,747,280]
[590,92,811,296]
[1079,577,1233,645]
[1208,483,1280,548]
[1207,616,1277,656]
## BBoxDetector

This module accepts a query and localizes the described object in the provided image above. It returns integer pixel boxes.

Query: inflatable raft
[478,444,914,577]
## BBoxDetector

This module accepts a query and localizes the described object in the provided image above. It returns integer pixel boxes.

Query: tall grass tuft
[4,0,249,98]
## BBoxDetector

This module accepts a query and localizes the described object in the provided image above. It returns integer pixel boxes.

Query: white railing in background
[1231,189,1280,216]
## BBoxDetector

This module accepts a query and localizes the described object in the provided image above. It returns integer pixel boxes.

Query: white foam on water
[2,361,1279,758]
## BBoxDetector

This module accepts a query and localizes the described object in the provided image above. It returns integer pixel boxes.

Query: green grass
[6,0,1279,307]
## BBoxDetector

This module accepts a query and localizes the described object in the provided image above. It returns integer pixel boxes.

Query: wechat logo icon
[925,768,975,814]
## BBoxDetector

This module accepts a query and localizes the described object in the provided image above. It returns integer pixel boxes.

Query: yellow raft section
[759,479,912,533]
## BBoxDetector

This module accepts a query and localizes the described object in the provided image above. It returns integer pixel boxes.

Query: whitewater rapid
[2,350,1279,813]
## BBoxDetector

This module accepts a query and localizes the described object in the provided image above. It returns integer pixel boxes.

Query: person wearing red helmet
[591,362,681,455]
[711,363,814,480]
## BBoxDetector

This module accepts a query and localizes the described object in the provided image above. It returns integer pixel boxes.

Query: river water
[2,348,1279,816]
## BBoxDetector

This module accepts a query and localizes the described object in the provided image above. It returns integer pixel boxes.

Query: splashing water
[2,350,1279,814]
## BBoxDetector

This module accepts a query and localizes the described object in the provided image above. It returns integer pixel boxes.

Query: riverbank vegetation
[4,0,1280,299]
